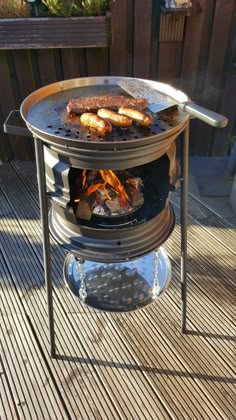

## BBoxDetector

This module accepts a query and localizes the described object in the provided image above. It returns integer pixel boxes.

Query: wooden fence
[0,0,235,160]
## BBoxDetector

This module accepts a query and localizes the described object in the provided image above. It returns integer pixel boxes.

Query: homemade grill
[4,76,228,357]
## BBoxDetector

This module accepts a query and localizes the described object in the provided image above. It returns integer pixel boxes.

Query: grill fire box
[4,76,228,358]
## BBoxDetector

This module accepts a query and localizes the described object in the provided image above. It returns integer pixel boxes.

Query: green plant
[41,0,109,16]
[41,0,82,17]
[81,0,110,16]
[0,0,30,18]
[0,0,110,18]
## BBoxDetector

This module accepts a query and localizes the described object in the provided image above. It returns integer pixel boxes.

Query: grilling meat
[80,113,112,135]
[97,108,132,127]
[118,107,153,127]
[67,96,148,115]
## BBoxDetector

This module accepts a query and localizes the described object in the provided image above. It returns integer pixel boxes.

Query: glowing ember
[84,170,129,204]
[74,169,144,217]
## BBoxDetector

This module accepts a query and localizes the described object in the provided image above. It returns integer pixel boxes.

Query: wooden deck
[0,161,236,419]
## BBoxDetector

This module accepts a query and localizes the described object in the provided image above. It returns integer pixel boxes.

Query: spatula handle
[180,102,228,128]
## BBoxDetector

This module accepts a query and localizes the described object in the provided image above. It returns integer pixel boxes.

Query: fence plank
[180,0,207,98]
[211,70,236,156]
[86,48,109,76]
[36,49,58,86]
[60,49,81,80]
[110,0,134,76]
[211,1,236,155]
[199,0,235,155]
[133,0,152,78]
[157,41,183,85]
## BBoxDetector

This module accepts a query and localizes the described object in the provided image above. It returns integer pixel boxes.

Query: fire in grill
[72,169,144,220]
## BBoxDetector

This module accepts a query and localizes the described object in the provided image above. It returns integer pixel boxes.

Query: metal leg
[180,124,189,333]
[34,137,56,357]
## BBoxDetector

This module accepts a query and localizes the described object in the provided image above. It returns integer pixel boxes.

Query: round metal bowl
[64,247,171,312]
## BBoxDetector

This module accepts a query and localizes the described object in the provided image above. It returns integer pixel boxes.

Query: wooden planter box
[0,16,111,49]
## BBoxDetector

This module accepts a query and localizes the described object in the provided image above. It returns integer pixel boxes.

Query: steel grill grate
[22,80,188,148]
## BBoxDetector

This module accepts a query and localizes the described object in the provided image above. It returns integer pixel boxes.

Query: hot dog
[97,108,132,127]
[118,107,153,127]
[80,113,112,135]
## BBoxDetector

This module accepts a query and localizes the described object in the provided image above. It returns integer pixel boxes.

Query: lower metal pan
[64,247,172,312]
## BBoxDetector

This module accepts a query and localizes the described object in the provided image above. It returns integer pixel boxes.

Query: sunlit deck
[0,161,236,419]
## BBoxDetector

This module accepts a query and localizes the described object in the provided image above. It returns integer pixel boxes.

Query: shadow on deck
[0,161,236,419]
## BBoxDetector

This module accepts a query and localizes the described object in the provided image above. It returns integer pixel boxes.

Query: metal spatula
[118,79,228,128]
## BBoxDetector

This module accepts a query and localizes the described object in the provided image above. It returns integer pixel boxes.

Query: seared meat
[67,95,148,115]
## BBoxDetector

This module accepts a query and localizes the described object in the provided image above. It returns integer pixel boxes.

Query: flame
[100,170,129,203]
[86,182,111,200]
[80,170,130,204]
[82,169,87,189]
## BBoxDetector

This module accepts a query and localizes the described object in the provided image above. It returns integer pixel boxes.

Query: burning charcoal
[126,184,144,208]
[105,197,129,214]
[75,194,93,220]
[93,205,107,216]
[126,176,143,190]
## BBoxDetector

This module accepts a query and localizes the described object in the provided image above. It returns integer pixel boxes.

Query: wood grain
[0,161,236,417]
[0,17,111,49]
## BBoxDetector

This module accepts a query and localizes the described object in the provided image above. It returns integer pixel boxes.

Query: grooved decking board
[0,353,19,420]
[0,161,236,419]
[0,204,122,419]
[0,162,170,418]
[0,254,68,420]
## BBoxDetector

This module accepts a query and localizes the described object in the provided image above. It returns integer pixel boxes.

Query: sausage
[118,107,153,127]
[97,108,132,127]
[80,113,112,135]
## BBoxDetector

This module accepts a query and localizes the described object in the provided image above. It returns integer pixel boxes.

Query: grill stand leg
[34,137,56,357]
[180,124,189,333]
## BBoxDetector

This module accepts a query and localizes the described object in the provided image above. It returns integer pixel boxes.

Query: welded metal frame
[4,76,227,356]
[34,137,55,357]
[180,125,189,333]
[33,123,189,357]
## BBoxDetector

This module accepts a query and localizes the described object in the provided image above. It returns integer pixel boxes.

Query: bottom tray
[64,247,171,312]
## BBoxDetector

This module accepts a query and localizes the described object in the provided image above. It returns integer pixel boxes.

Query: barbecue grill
[4,76,228,358]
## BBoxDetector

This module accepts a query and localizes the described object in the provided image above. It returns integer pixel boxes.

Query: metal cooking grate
[45,116,176,142]
[25,84,186,144]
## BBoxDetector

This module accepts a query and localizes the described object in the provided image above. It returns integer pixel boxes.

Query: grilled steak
[67,96,148,115]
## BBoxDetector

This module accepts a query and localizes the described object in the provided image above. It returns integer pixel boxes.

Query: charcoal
[105,197,129,214]
[75,195,93,220]
[126,184,144,207]
[93,205,107,216]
